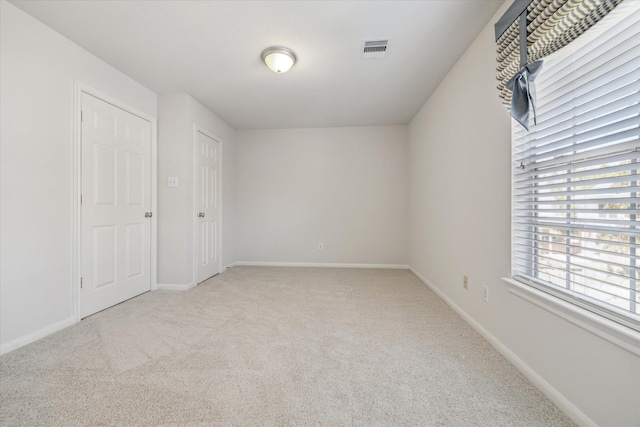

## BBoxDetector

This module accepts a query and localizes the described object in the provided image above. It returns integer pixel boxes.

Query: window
[512,1,639,331]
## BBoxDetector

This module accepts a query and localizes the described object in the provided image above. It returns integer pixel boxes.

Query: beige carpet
[0,267,574,426]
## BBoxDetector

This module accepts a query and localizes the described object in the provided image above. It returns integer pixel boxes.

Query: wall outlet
[318,242,324,251]
[167,176,179,187]
[483,285,489,303]
[463,275,468,290]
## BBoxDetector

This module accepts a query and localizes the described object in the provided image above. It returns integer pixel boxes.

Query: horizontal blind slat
[515,216,638,227]
[514,189,640,202]
[535,64,640,126]
[531,82,640,133]
[525,117,640,159]
[514,141,639,170]
[527,100,640,148]
[513,169,639,191]
[511,264,636,305]
[515,150,638,179]
[514,242,640,266]
[513,232,639,253]
[514,223,640,238]
[512,254,637,289]
[513,246,639,274]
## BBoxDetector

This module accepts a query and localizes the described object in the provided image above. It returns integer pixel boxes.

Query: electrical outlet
[318,242,324,251]
[167,176,179,187]
[483,285,489,303]
[463,275,468,290]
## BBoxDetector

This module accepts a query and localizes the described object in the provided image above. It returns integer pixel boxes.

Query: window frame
[503,277,640,356]
[508,0,640,345]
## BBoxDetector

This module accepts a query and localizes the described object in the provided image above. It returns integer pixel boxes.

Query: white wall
[157,94,191,284]
[235,126,408,266]
[157,93,236,286]
[0,2,158,353]
[407,3,640,426]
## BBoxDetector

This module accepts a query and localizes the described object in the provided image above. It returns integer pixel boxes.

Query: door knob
[145,212,153,218]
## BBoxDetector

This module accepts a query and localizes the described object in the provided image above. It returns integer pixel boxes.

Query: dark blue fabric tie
[506,60,544,131]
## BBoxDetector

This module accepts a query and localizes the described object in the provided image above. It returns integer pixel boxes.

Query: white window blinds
[512,0,640,330]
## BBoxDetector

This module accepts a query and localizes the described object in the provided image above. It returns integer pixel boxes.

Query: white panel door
[81,93,151,318]
[195,131,220,283]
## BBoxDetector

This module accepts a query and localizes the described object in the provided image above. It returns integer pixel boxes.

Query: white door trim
[73,81,158,322]
[192,124,223,284]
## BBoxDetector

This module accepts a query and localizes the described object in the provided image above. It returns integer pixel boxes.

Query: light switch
[167,177,179,187]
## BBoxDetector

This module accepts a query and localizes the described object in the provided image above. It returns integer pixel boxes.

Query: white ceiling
[11,0,503,130]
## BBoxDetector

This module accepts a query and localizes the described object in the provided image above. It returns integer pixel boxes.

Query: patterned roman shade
[496,0,624,105]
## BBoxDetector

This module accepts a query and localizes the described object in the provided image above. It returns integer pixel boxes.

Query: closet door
[81,93,151,317]
[195,130,221,283]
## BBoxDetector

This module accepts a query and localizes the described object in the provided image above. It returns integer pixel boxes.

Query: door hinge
[80,277,83,288]
[81,194,83,205]
[81,111,83,122]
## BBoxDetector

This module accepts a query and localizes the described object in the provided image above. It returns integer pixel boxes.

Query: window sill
[502,277,640,357]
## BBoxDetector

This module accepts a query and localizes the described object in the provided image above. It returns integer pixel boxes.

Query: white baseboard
[156,283,195,291]
[408,267,597,427]
[230,261,409,269]
[0,316,77,356]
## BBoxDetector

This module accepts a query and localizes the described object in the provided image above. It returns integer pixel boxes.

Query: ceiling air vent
[362,39,389,59]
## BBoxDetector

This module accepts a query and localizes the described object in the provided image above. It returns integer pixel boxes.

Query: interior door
[195,130,220,283]
[81,93,151,318]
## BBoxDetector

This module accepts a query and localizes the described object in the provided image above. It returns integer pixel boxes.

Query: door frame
[72,81,158,322]
[192,124,223,284]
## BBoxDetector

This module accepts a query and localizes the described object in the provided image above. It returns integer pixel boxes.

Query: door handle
[145,212,153,218]
[198,212,205,218]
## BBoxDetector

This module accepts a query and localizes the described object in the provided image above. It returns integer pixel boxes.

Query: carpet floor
[0,267,574,426]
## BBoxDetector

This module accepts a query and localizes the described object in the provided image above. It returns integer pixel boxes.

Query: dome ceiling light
[261,46,296,73]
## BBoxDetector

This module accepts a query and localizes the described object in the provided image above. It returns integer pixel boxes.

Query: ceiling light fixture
[261,46,296,73]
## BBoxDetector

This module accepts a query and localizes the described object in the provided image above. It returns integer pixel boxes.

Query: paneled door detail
[195,131,220,283]
[81,93,151,318]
